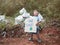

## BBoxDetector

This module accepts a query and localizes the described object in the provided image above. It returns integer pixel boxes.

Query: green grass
[0,16,15,29]
[0,22,6,29]
[0,0,60,29]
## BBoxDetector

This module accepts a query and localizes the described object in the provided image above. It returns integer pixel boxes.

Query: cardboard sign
[24,17,37,33]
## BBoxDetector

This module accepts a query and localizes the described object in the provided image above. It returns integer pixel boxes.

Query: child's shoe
[37,39,41,43]
[28,38,33,41]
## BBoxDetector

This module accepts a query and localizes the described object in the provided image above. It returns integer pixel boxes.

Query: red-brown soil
[0,25,60,45]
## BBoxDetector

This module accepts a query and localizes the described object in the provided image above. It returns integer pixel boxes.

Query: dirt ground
[0,25,60,45]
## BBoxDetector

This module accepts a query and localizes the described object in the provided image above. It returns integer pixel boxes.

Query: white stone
[15,8,31,25]
[0,15,5,22]
[19,8,27,14]
[15,15,24,24]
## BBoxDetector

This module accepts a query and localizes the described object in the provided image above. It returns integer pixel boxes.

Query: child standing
[28,10,43,43]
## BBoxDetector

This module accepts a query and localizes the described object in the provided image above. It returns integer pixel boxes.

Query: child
[28,10,43,43]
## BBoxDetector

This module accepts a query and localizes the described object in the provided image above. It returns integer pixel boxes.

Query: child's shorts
[36,26,41,34]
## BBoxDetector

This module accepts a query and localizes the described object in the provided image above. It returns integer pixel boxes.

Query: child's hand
[36,22,41,26]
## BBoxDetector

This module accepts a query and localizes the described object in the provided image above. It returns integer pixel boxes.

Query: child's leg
[36,26,41,43]
[36,31,41,43]
[36,32,40,39]
[29,33,33,41]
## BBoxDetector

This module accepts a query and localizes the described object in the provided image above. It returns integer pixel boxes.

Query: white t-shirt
[33,13,43,22]
[22,13,30,18]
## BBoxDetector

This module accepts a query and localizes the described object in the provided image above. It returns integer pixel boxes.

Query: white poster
[24,17,37,33]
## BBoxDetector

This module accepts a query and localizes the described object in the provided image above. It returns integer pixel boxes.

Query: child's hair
[33,9,39,12]
[33,10,39,16]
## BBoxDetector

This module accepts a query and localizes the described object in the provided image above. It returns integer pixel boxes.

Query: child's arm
[36,21,41,26]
